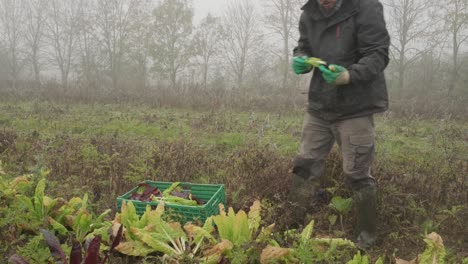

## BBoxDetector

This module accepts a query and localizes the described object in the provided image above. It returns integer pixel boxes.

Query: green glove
[318,64,350,85]
[292,56,313,75]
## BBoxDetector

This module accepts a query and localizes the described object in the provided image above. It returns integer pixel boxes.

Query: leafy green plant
[116,201,160,241]
[291,219,358,263]
[328,214,338,234]
[329,196,353,233]
[12,227,124,264]
[70,195,111,243]
[13,176,53,231]
[375,256,385,264]
[15,183,109,244]
[396,232,446,264]
[7,181,114,264]
[112,202,159,256]
[5,192,292,263]
[202,200,264,263]
[0,173,36,256]
[114,201,215,262]
[347,251,369,264]
[212,200,261,247]
[0,175,31,200]
[38,192,111,243]
[348,252,387,264]
[419,233,446,264]
[13,235,54,264]
[0,175,31,215]
[293,220,316,264]
[114,200,360,263]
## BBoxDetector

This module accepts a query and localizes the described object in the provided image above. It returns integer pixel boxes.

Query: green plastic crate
[116,181,225,223]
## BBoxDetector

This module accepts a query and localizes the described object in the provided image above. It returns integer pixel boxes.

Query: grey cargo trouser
[292,112,376,191]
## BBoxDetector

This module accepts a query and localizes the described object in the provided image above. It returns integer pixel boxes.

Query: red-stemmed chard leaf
[84,235,101,264]
[8,254,29,264]
[102,224,123,263]
[102,225,123,264]
[40,229,67,264]
[110,224,124,251]
[130,183,162,202]
[69,240,83,264]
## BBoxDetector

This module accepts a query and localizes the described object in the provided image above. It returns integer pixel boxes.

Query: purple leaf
[102,224,123,263]
[8,255,29,264]
[84,235,102,264]
[40,229,67,264]
[69,240,83,264]
[110,224,124,251]
[131,183,162,202]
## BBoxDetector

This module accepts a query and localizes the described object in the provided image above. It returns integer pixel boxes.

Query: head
[319,0,337,9]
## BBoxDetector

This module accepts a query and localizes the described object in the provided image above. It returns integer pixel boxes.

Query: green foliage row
[0,102,466,261]
[1,167,461,264]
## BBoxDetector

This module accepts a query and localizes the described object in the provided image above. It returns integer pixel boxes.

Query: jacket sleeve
[293,12,312,57]
[348,0,390,83]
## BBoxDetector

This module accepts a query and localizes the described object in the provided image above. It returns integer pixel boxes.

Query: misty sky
[192,0,263,22]
[193,0,230,21]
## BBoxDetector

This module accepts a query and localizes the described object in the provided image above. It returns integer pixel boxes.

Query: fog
[193,0,229,20]
[0,0,466,116]
[0,1,466,261]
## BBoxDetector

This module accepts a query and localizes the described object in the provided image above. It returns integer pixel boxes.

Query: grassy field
[0,101,467,262]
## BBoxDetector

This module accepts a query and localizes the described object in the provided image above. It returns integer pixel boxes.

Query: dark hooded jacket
[294,0,390,121]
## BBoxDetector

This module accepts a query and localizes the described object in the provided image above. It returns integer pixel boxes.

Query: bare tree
[193,14,223,90]
[76,0,100,91]
[95,0,146,91]
[45,0,81,89]
[222,0,263,89]
[24,0,46,84]
[441,0,468,96]
[127,1,153,90]
[263,0,302,90]
[385,0,435,97]
[151,0,194,89]
[0,0,25,88]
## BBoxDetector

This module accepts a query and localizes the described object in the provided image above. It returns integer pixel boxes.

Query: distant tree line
[0,0,466,114]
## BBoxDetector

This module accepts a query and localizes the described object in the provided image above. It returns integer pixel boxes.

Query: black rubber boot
[288,174,317,228]
[354,185,377,250]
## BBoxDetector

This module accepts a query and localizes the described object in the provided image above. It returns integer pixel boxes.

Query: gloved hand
[318,64,350,85]
[292,56,313,75]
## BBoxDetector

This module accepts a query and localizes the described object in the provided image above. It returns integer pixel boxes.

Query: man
[289,0,390,250]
